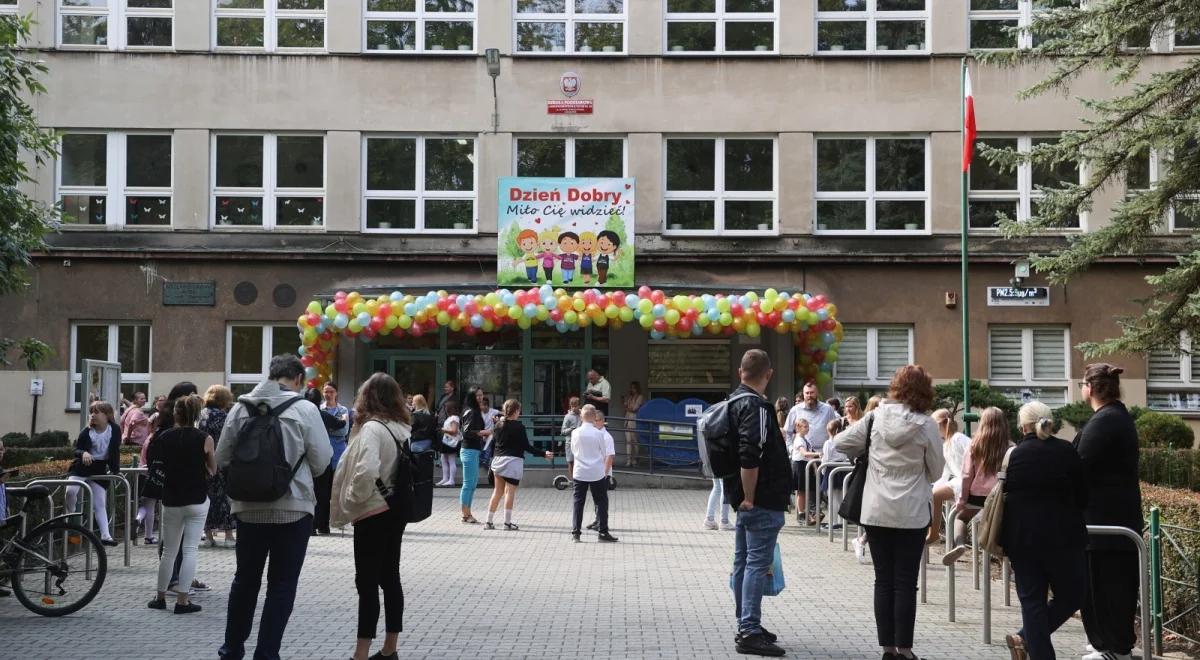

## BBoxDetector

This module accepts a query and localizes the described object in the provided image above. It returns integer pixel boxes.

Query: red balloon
[686,308,699,320]
[731,303,744,316]
[370,318,384,331]
[335,290,347,299]
[756,312,767,325]
[550,310,563,322]
[334,299,348,313]
[363,327,377,340]
[638,285,652,298]
[767,311,782,327]
[652,319,667,332]
[482,305,494,319]
[410,324,424,337]
[678,318,693,332]
[465,301,478,315]
[305,313,320,326]
[446,304,460,317]
[300,355,314,367]
[650,290,665,304]
[612,291,625,305]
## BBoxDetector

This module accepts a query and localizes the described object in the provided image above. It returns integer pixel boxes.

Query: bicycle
[0,484,107,616]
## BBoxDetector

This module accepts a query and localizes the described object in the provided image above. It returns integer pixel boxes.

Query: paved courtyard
[0,487,1099,659]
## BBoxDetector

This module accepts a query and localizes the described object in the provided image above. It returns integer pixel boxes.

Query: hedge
[1140,449,1200,492]
[1143,485,1200,643]
[1,430,71,448]
[1137,412,1195,450]
[1,446,75,467]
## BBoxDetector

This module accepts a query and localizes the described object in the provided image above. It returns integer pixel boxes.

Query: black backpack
[696,392,759,479]
[226,397,306,502]
[372,421,434,524]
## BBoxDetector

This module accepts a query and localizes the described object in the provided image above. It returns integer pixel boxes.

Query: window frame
[68,321,153,410]
[815,0,929,56]
[662,134,779,237]
[1147,331,1200,411]
[987,325,1071,404]
[968,0,1089,51]
[813,134,931,236]
[513,135,628,177]
[514,0,627,55]
[361,133,479,235]
[212,0,328,53]
[832,325,915,388]
[1127,147,1200,233]
[211,132,327,231]
[363,0,477,55]
[968,134,1083,233]
[57,0,176,51]
[56,131,175,229]
[663,0,780,55]
[225,323,298,392]
[0,1,16,15]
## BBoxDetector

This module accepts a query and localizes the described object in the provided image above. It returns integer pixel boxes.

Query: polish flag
[963,68,977,172]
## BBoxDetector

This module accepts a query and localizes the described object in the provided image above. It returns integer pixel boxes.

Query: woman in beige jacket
[332,373,412,660]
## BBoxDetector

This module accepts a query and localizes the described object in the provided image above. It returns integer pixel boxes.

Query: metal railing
[521,413,704,478]
[826,465,855,543]
[25,474,132,568]
[1149,507,1198,654]
[20,478,97,579]
[90,474,131,567]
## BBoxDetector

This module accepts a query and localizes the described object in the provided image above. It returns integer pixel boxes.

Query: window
[213,133,325,229]
[968,0,1080,50]
[227,324,300,396]
[968,135,1080,230]
[515,0,625,54]
[363,135,476,233]
[59,1,174,49]
[648,339,731,402]
[816,0,927,54]
[1126,146,1200,232]
[0,1,17,15]
[988,325,1070,406]
[664,137,776,234]
[69,322,152,409]
[515,137,625,177]
[364,0,475,53]
[58,132,173,227]
[214,0,325,52]
[814,136,929,234]
[832,325,913,390]
[1148,333,1200,411]
[664,0,777,54]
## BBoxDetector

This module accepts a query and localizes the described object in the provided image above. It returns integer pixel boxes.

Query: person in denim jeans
[723,349,791,658]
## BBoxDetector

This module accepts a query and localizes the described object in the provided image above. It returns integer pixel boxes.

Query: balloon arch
[296,285,842,391]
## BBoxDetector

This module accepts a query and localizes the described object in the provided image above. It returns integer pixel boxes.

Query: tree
[976,2,1200,357]
[0,15,58,369]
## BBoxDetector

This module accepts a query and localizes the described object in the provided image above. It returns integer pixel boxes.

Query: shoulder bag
[837,412,874,525]
[977,446,1016,558]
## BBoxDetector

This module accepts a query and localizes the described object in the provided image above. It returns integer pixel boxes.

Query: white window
[363,135,476,233]
[58,1,174,50]
[213,133,325,229]
[1148,332,1200,411]
[664,136,777,235]
[364,0,476,53]
[968,135,1080,231]
[1126,147,1200,232]
[515,136,625,177]
[968,0,1083,50]
[515,1,625,54]
[664,0,777,54]
[0,1,18,16]
[988,325,1070,406]
[816,0,927,54]
[58,132,173,228]
[833,325,914,388]
[226,324,299,396]
[214,0,325,52]
[814,136,929,234]
[70,322,152,409]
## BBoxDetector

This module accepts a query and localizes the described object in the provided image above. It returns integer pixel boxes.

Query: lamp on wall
[485,48,501,133]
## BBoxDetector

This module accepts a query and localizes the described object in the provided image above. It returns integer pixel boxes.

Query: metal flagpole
[961,58,974,432]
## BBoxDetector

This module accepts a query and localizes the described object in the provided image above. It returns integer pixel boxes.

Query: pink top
[957,447,1001,505]
[121,406,151,448]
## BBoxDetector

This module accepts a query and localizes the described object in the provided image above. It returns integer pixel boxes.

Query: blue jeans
[459,448,481,507]
[732,506,785,636]
[219,515,312,660]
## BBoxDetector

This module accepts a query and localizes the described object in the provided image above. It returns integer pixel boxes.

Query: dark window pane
[426,0,474,10]
[725,21,773,51]
[216,17,264,47]
[667,0,715,11]
[725,200,773,231]
[276,196,323,226]
[217,0,265,7]
[968,199,1016,229]
[367,138,416,191]
[817,20,866,51]
[970,19,1017,49]
[876,20,925,51]
[818,0,865,10]
[276,136,324,189]
[367,0,416,11]
[75,325,109,375]
[425,199,473,230]
[726,0,772,11]
[126,135,171,188]
[1176,28,1200,47]
[425,139,474,191]
[518,0,565,11]
[574,139,623,177]
[117,325,151,374]
[1175,200,1200,229]
[876,200,925,231]
[272,326,299,356]
[61,134,107,186]
[816,200,866,231]
[516,22,565,51]
[666,139,715,191]
[216,135,263,188]
[366,199,416,229]
[61,15,107,45]
[277,18,324,48]
[970,138,1018,190]
[61,194,107,225]
[125,196,171,225]
[576,0,622,12]
[230,326,263,375]
[215,196,264,226]
[366,20,416,51]
[970,0,1017,8]
[877,0,924,9]
[1030,198,1078,227]
[725,139,773,191]
[575,22,622,52]
[126,17,172,47]
[426,21,473,50]
[666,200,715,230]
[666,21,715,51]
[1126,149,1151,191]
[128,0,173,6]
[278,0,324,10]
[517,139,566,177]
[816,139,865,192]
[875,139,925,192]
[1031,138,1078,188]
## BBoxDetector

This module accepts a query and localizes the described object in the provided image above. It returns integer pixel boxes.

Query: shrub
[1,432,30,447]
[32,430,70,446]
[1,446,75,468]
[1137,412,1195,449]
[1141,449,1200,491]
[1143,484,1200,642]
[1055,401,1094,429]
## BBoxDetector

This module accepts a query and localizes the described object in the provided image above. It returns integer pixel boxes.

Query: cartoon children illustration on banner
[498,177,635,288]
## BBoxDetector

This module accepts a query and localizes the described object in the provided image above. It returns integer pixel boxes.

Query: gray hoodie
[215,380,333,518]
[834,400,944,529]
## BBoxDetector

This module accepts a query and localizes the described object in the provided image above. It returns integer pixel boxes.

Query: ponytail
[1034,417,1053,440]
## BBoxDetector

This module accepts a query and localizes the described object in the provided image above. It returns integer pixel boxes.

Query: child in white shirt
[790,419,821,525]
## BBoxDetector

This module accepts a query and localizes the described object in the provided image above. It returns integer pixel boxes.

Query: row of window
[60,131,1111,235]
[20,1,1199,56]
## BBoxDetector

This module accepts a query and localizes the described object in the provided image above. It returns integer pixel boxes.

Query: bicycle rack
[825,464,854,543]
[90,474,132,568]
[803,461,822,534]
[25,478,96,581]
[837,471,861,552]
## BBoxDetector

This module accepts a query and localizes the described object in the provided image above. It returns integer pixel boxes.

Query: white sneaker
[941,544,969,566]
[853,537,869,564]
[720,522,735,531]
[703,519,718,530]
[1082,651,1132,660]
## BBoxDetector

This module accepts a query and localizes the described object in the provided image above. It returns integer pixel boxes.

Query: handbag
[728,542,785,597]
[978,446,1015,558]
[837,412,874,525]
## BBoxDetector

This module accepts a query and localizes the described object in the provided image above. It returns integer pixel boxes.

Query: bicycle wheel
[10,520,107,617]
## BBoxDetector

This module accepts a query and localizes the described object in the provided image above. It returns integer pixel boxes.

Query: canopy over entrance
[296,285,842,391]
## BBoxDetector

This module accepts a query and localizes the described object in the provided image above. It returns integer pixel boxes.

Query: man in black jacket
[724,349,790,658]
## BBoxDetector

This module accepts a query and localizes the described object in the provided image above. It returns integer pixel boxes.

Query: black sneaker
[735,628,778,644]
[597,532,619,542]
[571,532,581,542]
[0,587,9,598]
[174,602,202,614]
[100,539,119,547]
[586,521,598,531]
[147,596,166,610]
[735,632,785,657]
[368,652,398,660]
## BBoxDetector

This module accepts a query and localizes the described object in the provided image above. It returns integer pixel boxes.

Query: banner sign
[987,286,1050,307]
[497,177,635,288]
[547,99,593,114]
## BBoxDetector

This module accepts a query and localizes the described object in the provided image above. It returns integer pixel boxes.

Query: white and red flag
[963,68,977,172]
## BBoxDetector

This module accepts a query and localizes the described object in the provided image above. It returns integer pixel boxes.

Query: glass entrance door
[531,358,583,438]
[391,359,438,405]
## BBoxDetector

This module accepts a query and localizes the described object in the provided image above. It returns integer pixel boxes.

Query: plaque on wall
[163,281,216,306]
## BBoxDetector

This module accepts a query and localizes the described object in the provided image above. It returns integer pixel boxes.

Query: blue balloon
[523,303,537,318]
[389,291,403,303]
[817,309,829,321]
[305,367,317,379]
[556,322,568,333]
[297,346,307,356]
[334,314,349,329]
[403,303,417,316]
[782,310,796,323]
[540,284,553,297]
[502,293,516,307]
[652,304,666,318]
[471,314,484,328]
[625,294,638,308]
[822,332,836,346]
[650,330,665,340]
[691,324,704,336]
[357,312,371,326]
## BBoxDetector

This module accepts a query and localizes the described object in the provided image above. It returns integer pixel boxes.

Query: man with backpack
[216,354,332,660]
[722,349,790,657]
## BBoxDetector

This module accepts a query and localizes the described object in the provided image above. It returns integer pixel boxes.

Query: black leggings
[352,510,406,639]
[864,525,927,649]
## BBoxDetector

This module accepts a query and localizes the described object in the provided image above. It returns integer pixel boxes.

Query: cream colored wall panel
[329,0,364,54]
[176,0,211,52]
[931,0,967,54]
[477,131,513,234]
[173,129,210,230]
[325,130,362,232]
[628,0,662,56]
[779,0,814,55]
[930,131,961,234]
[478,0,512,54]
[778,132,812,234]
[628,132,661,235]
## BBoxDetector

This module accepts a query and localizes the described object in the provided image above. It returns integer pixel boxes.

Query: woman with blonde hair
[200,384,237,547]
[67,399,123,546]
[485,399,553,530]
[926,409,972,546]
[941,406,1012,565]
[408,394,438,455]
